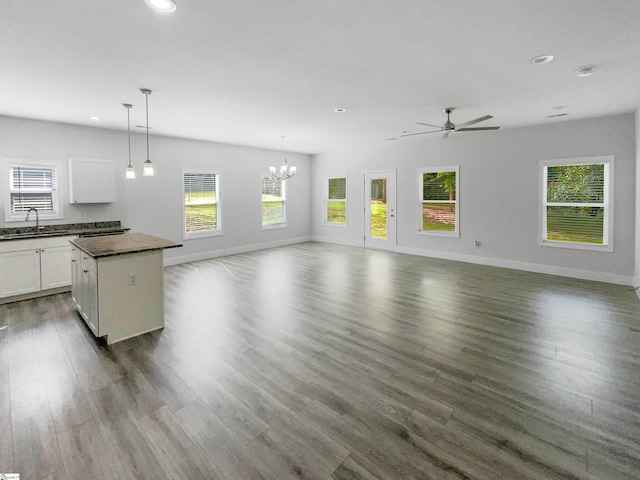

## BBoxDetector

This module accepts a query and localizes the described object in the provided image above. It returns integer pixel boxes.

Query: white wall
[635,108,640,294]
[0,116,312,264]
[312,113,636,285]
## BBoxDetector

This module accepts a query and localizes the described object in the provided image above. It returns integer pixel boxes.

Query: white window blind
[262,176,286,227]
[183,171,220,238]
[542,160,610,248]
[418,166,459,236]
[9,165,57,214]
[326,177,346,224]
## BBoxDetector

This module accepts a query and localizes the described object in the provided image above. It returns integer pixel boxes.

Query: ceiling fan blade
[457,126,500,131]
[456,115,493,129]
[416,122,442,128]
[399,129,442,137]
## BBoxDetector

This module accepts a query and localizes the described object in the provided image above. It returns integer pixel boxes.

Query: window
[4,160,62,222]
[540,156,613,251]
[262,176,286,228]
[183,170,221,239]
[418,166,459,237]
[326,177,347,225]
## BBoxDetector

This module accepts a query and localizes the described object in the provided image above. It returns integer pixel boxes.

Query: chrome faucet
[25,208,40,231]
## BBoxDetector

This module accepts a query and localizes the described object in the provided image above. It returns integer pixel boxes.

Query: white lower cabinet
[0,249,41,297]
[71,248,99,335]
[0,236,74,300]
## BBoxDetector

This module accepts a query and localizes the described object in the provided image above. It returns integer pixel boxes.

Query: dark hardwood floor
[2,241,640,479]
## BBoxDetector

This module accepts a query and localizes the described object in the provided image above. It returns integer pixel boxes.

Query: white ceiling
[1,0,639,154]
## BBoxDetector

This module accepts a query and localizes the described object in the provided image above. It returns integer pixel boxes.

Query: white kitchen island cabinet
[70,233,181,345]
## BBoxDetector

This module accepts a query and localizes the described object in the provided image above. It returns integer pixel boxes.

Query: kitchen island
[70,232,181,345]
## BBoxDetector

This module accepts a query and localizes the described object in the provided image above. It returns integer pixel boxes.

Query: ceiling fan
[397,108,500,139]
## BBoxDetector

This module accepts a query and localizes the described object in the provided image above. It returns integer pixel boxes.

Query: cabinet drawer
[80,253,97,273]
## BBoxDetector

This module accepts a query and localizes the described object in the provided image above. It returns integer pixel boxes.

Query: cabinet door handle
[83,270,89,273]
[71,259,77,263]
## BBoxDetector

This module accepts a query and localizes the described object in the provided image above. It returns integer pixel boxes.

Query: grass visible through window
[422,203,455,232]
[370,202,387,238]
[327,201,346,223]
[263,196,284,226]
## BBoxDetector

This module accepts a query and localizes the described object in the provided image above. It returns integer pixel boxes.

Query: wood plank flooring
[2,241,640,479]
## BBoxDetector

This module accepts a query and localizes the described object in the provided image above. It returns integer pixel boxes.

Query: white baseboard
[395,245,633,286]
[164,236,312,266]
[310,235,363,248]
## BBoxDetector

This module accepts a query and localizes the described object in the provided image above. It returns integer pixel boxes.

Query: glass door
[364,170,396,250]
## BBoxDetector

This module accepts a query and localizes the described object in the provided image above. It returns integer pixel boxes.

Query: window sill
[417,230,459,238]
[262,223,288,231]
[183,230,223,241]
[539,240,613,253]
[323,222,348,228]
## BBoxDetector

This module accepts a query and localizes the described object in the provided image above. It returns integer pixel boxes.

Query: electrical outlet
[129,272,138,286]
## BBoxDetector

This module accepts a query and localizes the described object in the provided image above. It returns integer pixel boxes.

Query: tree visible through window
[183,171,221,238]
[262,176,286,227]
[418,166,458,236]
[327,177,346,224]
[541,157,611,249]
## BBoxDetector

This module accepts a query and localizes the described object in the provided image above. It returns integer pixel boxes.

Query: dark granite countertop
[0,221,129,241]
[70,232,182,258]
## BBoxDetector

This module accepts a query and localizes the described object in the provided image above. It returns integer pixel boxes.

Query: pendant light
[140,88,155,176]
[269,136,296,180]
[123,103,135,179]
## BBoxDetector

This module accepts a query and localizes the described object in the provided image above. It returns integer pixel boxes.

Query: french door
[364,170,396,250]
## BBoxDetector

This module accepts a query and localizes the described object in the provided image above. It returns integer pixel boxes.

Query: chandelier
[269,136,296,180]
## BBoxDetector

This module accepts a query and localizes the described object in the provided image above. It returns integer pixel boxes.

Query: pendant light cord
[145,91,150,160]
[127,106,132,165]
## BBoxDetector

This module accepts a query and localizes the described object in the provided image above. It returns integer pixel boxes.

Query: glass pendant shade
[143,159,154,176]
[125,165,136,179]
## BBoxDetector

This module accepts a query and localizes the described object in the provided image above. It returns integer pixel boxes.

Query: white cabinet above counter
[69,157,116,203]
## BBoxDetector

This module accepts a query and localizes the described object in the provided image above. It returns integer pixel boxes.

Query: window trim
[324,175,348,227]
[417,165,459,238]
[3,158,63,222]
[261,174,287,230]
[538,155,613,252]
[182,168,223,240]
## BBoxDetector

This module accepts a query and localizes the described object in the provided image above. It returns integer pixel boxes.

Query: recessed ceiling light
[89,116,100,121]
[530,54,554,65]
[576,67,594,77]
[334,108,347,113]
[144,0,177,13]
